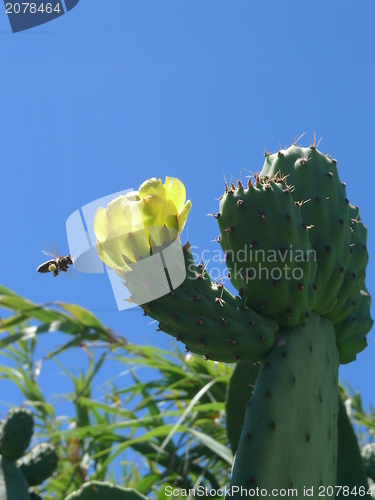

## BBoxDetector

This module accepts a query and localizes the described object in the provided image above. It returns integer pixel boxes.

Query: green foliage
[336,398,369,495]
[0,284,373,497]
[0,291,234,497]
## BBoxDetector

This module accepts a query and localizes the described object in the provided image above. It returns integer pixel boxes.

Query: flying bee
[37,244,74,277]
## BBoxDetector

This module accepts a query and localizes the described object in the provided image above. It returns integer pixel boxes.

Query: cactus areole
[93,143,373,492]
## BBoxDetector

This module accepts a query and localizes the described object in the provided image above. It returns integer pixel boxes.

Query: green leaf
[56,303,105,329]
[0,313,29,331]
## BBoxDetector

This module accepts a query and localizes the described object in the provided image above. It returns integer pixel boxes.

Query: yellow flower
[94,177,191,277]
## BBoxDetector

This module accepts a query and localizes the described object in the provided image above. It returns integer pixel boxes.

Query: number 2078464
[5,3,61,14]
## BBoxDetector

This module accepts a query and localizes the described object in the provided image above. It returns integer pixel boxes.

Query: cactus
[0,456,30,500]
[218,175,318,326]
[260,145,352,316]
[229,313,339,493]
[334,285,372,364]
[64,481,148,499]
[225,361,259,452]
[19,443,59,487]
[0,408,34,462]
[93,143,373,492]
[0,407,58,499]
[326,204,368,324]
[142,244,278,363]
[29,494,43,500]
[227,357,372,496]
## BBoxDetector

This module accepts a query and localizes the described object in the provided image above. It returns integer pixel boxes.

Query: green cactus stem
[0,456,30,500]
[229,313,339,495]
[226,361,259,452]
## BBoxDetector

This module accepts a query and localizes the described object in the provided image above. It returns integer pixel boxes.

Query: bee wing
[41,242,61,259]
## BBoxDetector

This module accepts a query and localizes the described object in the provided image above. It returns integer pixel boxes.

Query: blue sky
[1,1,375,420]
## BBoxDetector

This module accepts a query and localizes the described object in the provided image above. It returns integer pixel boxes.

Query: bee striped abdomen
[36,260,56,273]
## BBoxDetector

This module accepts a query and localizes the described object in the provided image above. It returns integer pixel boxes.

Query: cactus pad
[141,245,278,363]
[0,408,34,462]
[218,177,317,326]
[0,456,30,500]
[229,313,339,494]
[30,494,43,500]
[334,286,373,364]
[260,145,351,316]
[64,481,147,499]
[19,442,58,486]
[327,204,369,324]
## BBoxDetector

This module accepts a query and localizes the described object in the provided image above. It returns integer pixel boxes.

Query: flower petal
[95,240,118,269]
[139,195,166,227]
[164,177,186,213]
[139,178,164,200]
[94,207,111,242]
[106,196,130,232]
[178,200,192,232]
[121,198,145,231]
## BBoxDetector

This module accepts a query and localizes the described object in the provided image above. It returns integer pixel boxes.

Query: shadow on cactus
[0,407,58,500]
[92,143,373,495]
